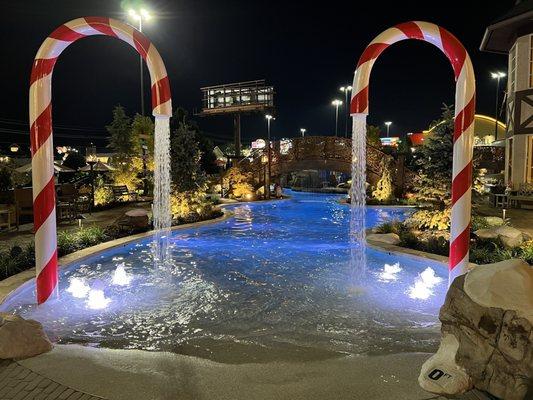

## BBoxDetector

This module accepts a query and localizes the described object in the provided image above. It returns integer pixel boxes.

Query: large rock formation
[0,313,53,359]
[419,259,533,400]
[474,225,526,248]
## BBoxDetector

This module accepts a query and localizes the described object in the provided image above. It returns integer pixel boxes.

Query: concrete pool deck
[2,345,491,400]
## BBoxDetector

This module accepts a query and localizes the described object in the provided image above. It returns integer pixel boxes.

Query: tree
[170,117,206,192]
[106,105,137,157]
[372,159,394,202]
[412,105,454,209]
[366,125,382,148]
[62,151,86,170]
[131,113,154,152]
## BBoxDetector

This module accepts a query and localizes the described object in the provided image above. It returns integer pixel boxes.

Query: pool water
[1,191,447,362]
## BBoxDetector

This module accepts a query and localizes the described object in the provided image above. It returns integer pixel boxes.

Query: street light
[128,7,152,116]
[339,86,352,137]
[265,114,275,199]
[491,71,506,139]
[384,121,392,137]
[331,99,343,137]
[300,128,306,137]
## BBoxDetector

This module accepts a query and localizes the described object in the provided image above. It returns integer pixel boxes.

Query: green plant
[407,208,451,231]
[374,220,403,234]
[372,159,394,202]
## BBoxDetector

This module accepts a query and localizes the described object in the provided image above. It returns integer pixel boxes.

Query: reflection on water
[0,191,446,361]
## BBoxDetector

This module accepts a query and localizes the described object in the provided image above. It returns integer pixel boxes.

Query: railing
[245,136,417,189]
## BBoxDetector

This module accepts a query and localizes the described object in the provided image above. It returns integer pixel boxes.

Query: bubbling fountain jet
[29,17,172,304]
[351,21,475,284]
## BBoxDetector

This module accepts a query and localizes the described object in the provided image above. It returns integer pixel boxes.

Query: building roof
[480,0,533,54]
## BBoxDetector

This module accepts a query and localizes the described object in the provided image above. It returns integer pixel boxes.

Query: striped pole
[351,21,475,283]
[30,17,172,304]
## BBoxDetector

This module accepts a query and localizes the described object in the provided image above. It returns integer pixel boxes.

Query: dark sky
[0,0,514,152]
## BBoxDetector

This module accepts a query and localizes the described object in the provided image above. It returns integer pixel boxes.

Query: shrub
[170,189,219,223]
[94,185,114,206]
[407,208,451,231]
[374,220,403,234]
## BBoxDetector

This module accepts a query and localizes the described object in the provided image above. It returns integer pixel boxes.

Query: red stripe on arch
[395,22,424,40]
[33,177,56,231]
[36,250,58,304]
[151,76,171,109]
[133,30,151,59]
[350,87,368,114]
[451,161,472,204]
[449,224,470,271]
[356,43,389,68]
[439,27,467,80]
[30,104,53,155]
[84,17,118,37]
[30,58,57,85]
[49,24,85,42]
[454,95,476,143]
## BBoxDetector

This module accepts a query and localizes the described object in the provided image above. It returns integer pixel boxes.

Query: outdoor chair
[509,183,533,209]
[112,185,138,202]
[14,188,33,229]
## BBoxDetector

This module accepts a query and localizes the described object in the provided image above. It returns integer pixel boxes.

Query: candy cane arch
[351,21,475,283]
[30,17,172,304]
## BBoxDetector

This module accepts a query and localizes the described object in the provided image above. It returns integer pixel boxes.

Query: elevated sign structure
[198,80,275,160]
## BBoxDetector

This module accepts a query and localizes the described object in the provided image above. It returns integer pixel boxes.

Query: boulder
[419,260,533,400]
[474,225,524,248]
[366,233,400,245]
[0,313,53,359]
[121,209,149,229]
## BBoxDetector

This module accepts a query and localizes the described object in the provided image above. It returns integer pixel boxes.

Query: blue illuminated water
[1,191,446,362]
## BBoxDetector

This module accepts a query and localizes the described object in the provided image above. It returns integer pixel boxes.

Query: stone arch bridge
[245,136,417,190]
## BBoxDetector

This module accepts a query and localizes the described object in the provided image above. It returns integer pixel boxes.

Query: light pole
[300,128,306,137]
[265,114,274,199]
[491,71,506,139]
[128,7,151,116]
[384,121,392,137]
[331,99,343,137]
[339,86,352,137]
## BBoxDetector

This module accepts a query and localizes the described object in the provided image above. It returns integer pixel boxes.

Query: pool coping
[0,209,234,306]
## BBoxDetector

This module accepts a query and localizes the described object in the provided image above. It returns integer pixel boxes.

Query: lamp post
[331,99,343,137]
[384,121,392,137]
[300,128,306,137]
[265,114,274,199]
[491,71,506,139]
[339,86,352,137]
[85,143,98,212]
[128,7,152,116]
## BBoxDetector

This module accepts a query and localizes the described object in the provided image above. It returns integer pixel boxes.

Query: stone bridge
[246,136,416,190]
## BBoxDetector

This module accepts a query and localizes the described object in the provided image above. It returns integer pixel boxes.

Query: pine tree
[170,119,206,192]
[413,105,454,209]
[131,113,154,152]
[106,105,138,158]
[372,159,394,202]
[366,125,382,148]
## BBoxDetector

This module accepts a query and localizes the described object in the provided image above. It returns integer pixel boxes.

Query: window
[527,136,533,183]
[510,44,517,93]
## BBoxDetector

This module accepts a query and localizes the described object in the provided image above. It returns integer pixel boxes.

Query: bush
[94,185,114,206]
[374,220,403,234]
[407,208,451,231]
[170,189,221,224]
[57,226,109,256]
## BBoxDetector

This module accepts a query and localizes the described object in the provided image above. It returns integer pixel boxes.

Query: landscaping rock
[419,260,533,400]
[366,233,400,245]
[474,225,524,248]
[484,216,504,226]
[122,209,149,229]
[0,313,53,359]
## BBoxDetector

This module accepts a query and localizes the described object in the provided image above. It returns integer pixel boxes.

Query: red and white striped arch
[351,21,475,283]
[30,17,172,304]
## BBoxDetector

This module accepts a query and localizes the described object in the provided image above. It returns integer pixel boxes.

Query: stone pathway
[0,360,104,400]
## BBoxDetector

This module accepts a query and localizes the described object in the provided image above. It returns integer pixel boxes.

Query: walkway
[0,360,104,400]
[0,202,151,252]
[476,202,533,237]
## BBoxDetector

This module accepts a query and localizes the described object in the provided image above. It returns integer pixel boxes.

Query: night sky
[0,0,514,152]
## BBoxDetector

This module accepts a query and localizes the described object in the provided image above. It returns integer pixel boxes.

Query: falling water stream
[349,114,368,283]
[152,116,172,259]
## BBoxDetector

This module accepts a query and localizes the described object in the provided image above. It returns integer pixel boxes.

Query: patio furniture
[14,188,33,229]
[58,184,91,213]
[509,183,533,209]
[112,185,138,202]
[56,201,76,223]
[494,193,508,208]
[0,204,15,230]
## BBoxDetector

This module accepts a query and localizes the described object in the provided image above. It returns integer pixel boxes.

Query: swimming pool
[1,191,446,362]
